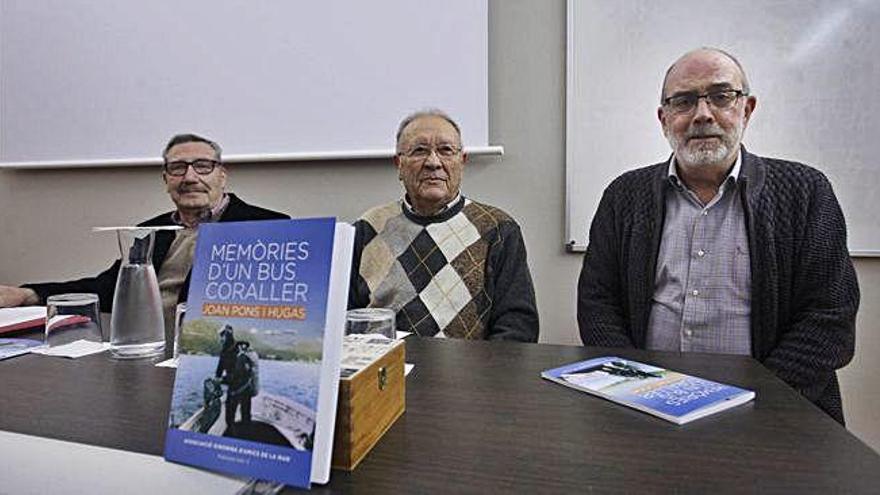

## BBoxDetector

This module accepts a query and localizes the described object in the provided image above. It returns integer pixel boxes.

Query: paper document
[30,340,110,358]
[0,430,243,495]
[155,357,179,368]
[340,334,402,378]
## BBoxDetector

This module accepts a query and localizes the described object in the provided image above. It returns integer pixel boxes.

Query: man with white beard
[576,48,859,424]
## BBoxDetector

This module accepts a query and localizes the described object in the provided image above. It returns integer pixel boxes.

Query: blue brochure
[0,338,42,360]
[542,356,755,425]
[164,218,353,488]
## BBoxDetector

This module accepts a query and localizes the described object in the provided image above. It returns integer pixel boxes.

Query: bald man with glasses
[0,133,288,352]
[576,48,859,424]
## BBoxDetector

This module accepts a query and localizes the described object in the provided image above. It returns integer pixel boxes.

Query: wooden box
[332,339,405,471]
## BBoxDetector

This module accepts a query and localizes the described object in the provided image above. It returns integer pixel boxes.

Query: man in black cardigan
[0,134,288,349]
[577,48,859,424]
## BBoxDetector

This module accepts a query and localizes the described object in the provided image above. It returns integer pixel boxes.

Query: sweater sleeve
[21,197,288,314]
[22,259,121,313]
[485,221,539,342]
[577,186,635,348]
[347,219,371,310]
[762,174,858,403]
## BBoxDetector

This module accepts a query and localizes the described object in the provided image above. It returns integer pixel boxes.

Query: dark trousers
[226,395,252,425]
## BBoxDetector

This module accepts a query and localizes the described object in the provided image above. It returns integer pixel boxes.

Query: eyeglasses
[163,159,220,177]
[398,144,462,161]
[662,89,748,114]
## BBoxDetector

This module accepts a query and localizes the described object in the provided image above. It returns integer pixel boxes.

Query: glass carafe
[108,227,167,358]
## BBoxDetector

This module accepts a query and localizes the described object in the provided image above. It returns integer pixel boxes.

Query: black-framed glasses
[163,159,220,176]
[398,144,462,161]
[662,89,748,114]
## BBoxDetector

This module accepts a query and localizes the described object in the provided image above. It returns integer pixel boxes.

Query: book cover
[164,218,352,488]
[542,356,755,425]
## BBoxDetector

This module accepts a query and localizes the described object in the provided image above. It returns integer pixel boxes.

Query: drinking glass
[344,308,396,339]
[45,293,103,347]
[172,302,187,359]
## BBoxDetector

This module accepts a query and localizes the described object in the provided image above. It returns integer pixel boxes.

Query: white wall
[840,258,880,452]
[0,0,875,453]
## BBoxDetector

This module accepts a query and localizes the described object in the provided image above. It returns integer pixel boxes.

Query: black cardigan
[25,194,289,312]
[577,148,859,424]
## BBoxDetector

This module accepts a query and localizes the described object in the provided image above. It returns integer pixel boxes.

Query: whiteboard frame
[564,0,580,253]
[0,146,504,170]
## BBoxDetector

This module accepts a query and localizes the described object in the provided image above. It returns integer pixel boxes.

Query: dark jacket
[577,149,859,424]
[24,194,289,312]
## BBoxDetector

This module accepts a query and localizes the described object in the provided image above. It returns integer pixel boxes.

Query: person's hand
[0,286,39,308]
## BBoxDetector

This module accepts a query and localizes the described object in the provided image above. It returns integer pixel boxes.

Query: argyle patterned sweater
[350,197,538,342]
[577,149,859,424]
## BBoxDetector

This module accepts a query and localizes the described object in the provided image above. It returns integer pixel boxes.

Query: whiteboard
[566,0,880,255]
[0,0,490,167]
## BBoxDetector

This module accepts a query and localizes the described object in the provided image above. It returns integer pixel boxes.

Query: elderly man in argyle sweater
[577,48,859,424]
[349,110,539,342]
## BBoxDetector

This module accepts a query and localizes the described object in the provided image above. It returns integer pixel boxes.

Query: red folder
[0,314,91,335]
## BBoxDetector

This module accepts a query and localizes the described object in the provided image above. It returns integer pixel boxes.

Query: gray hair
[660,47,751,103]
[395,110,462,152]
[162,133,222,161]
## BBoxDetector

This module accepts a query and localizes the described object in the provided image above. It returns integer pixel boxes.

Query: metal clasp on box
[378,366,388,390]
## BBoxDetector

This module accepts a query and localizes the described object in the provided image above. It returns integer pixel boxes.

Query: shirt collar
[666,149,742,189]
[401,192,462,217]
[171,193,230,227]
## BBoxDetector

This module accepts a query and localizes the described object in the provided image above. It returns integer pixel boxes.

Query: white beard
[668,121,743,169]
[676,140,731,168]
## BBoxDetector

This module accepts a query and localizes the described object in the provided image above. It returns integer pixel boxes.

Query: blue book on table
[542,356,755,424]
[164,218,353,488]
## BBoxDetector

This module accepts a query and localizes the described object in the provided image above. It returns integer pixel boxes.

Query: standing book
[164,218,353,489]
[542,356,755,425]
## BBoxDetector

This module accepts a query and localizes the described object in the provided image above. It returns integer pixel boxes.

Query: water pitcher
[107,227,169,358]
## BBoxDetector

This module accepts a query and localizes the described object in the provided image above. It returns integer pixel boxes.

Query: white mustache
[178,186,208,193]
[686,125,724,140]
